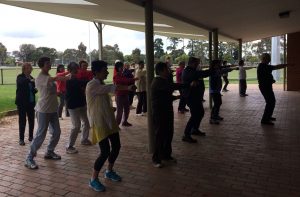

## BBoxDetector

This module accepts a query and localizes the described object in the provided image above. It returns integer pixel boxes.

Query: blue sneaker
[104,170,122,182]
[89,178,105,192]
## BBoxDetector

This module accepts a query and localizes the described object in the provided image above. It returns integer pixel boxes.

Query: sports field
[0,67,283,113]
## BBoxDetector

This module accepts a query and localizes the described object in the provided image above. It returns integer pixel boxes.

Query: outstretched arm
[272,64,288,70]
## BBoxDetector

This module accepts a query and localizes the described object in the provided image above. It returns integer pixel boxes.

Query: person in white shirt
[238,60,255,97]
[25,57,69,169]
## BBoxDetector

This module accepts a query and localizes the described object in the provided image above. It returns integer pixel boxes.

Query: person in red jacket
[56,64,69,118]
[113,61,137,127]
[77,60,93,81]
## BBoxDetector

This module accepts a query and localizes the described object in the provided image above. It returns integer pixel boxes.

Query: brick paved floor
[0,84,300,197]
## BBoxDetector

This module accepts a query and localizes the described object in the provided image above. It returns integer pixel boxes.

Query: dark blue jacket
[15,73,37,107]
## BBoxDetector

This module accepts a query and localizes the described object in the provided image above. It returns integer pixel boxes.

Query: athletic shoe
[153,162,163,168]
[270,117,276,121]
[136,113,143,116]
[44,151,61,160]
[66,147,78,154]
[89,178,105,192]
[81,139,92,146]
[182,135,197,143]
[19,140,25,146]
[104,170,122,182]
[25,158,38,169]
[28,137,33,142]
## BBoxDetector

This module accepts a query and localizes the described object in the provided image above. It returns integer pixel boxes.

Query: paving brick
[0,85,299,196]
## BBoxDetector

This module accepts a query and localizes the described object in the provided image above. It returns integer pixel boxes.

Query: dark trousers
[239,79,247,95]
[152,112,174,163]
[223,76,229,90]
[128,91,135,106]
[94,133,121,172]
[136,91,147,114]
[116,95,130,125]
[259,86,276,122]
[184,100,204,136]
[58,93,69,118]
[178,89,187,111]
[211,93,222,119]
[17,104,35,141]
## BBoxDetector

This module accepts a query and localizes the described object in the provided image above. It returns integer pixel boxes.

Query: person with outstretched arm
[257,53,289,125]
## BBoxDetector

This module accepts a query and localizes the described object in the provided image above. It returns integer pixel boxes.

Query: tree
[252,38,271,56]
[186,40,209,63]
[166,37,183,60]
[77,42,87,60]
[124,55,133,63]
[63,49,78,64]
[154,38,165,59]
[131,48,141,63]
[19,44,36,62]
[33,47,57,65]
[89,49,99,61]
[102,44,124,65]
[0,42,7,65]
[175,54,189,64]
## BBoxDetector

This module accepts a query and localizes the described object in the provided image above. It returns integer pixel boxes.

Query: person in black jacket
[15,63,37,145]
[257,53,288,125]
[151,62,181,168]
[182,57,211,143]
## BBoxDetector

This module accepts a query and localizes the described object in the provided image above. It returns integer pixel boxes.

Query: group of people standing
[15,52,288,192]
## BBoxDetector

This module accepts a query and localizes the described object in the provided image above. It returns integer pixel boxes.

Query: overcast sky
[0,3,170,55]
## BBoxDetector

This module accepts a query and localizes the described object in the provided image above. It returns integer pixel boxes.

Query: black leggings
[17,104,35,141]
[94,132,121,172]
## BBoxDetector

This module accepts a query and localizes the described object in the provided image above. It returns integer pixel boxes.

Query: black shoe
[122,122,132,127]
[270,117,276,121]
[163,156,177,163]
[182,135,197,143]
[215,116,224,121]
[210,119,220,124]
[191,129,206,136]
[19,140,25,146]
[28,137,33,142]
[261,121,274,125]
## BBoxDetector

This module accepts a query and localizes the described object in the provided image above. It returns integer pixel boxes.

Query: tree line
[0,36,278,66]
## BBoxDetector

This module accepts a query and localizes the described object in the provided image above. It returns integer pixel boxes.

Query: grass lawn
[0,66,284,113]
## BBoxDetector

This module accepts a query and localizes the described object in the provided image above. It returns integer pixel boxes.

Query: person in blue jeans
[25,57,69,169]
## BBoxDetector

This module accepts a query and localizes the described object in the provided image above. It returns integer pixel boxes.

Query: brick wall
[287,32,300,91]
